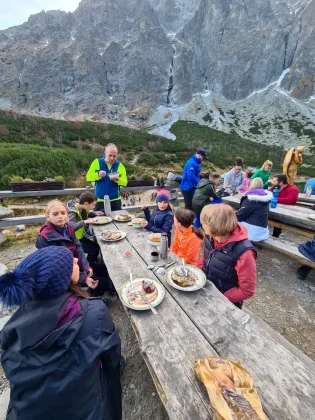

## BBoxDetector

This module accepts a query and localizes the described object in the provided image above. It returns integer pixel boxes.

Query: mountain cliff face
[0,0,314,145]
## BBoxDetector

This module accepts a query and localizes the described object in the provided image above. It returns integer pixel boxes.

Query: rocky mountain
[0,0,315,147]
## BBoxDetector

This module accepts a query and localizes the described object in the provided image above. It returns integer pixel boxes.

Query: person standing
[0,247,122,420]
[223,157,245,196]
[86,143,127,212]
[180,148,207,209]
[250,160,273,189]
[303,178,315,195]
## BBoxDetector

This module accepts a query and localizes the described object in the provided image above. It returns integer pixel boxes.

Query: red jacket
[197,224,256,303]
[269,184,299,205]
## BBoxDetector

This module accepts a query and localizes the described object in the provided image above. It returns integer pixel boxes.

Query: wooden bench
[94,213,315,419]
[253,237,315,269]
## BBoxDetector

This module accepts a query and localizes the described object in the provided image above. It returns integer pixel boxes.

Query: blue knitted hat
[0,247,74,308]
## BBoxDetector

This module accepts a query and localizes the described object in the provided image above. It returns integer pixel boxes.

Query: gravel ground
[0,228,315,417]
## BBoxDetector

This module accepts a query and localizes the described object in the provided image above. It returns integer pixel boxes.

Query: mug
[151,251,159,262]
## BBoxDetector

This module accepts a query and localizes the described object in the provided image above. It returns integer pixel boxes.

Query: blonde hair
[261,160,273,170]
[248,178,263,190]
[45,200,68,217]
[200,204,237,237]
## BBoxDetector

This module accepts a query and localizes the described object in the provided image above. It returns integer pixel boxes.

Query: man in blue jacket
[180,148,207,209]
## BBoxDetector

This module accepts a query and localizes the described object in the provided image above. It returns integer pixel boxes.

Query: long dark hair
[174,208,204,240]
[68,282,89,297]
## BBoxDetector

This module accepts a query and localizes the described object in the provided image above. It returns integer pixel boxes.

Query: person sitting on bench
[269,174,299,238]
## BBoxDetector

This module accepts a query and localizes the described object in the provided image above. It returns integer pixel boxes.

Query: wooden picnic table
[93,210,315,420]
[222,195,315,237]
[297,193,315,205]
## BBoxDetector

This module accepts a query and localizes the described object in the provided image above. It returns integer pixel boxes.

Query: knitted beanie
[0,247,74,308]
[156,189,171,203]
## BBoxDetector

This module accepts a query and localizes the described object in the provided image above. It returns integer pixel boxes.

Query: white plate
[99,231,127,242]
[93,216,113,225]
[148,233,161,246]
[114,214,134,222]
[308,215,315,221]
[165,264,206,291]
[120,278,165,310]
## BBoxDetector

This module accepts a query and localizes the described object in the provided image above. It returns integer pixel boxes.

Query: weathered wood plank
[93,218,217,420]
[125,225,315,420]
[0,215,45,227]
[253,237,315,268]
[267,220,314,238]
[223,195,315,232]
[297,193,315,204]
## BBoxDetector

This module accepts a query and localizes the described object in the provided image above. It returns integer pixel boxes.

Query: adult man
[86,143,127,211]
[269,173,299,237]
[180,148,207,210]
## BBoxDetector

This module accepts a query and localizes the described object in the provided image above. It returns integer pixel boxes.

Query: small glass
[124,243,133,257]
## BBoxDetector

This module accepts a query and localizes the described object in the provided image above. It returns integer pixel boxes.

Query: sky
[0,0,81,30]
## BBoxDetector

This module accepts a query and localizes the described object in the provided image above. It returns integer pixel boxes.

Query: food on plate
[94,217,111,224]
[171,266,197,287]
[150,235,161,242]
[101,231,122,241]
[117,214,132,221]
[131,218,143,224]
[127,280,158,306]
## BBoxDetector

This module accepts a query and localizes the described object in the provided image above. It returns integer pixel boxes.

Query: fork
[129,272,136,295]
[182,258,188,277]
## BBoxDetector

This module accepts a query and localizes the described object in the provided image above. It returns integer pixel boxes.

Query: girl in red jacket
[198,204,256,308]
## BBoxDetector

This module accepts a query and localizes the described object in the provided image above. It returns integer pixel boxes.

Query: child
[239,169,254,194]
[141,189,174,246]
[36,200,113,296]
[171,208,203,266]
[66,191,103,262]
[198,204,256,309]
[0,246,122,419]
[192,173,223,228]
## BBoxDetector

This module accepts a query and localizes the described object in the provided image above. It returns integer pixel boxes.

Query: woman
[236,178,273,241]
[141,189,174,246]
[36,200,114,296]
[198,204,256,309]
[223,157,245,196]
[251,160,272,188]
[171,208,203,266]
[0,247,122,420]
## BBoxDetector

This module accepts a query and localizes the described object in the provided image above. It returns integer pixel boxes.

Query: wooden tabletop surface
[94,210,315,420]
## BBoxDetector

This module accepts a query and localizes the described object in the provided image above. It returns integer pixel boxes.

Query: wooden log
[123,224,315,420]
[252,237,315,268]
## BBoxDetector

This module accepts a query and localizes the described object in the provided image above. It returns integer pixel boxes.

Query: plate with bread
[165,264,206,291]
[100,230,126,242]
[114,214,134,222]
[148,233,161,246]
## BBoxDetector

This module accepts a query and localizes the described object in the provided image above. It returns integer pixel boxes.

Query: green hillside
[0,111,313,190]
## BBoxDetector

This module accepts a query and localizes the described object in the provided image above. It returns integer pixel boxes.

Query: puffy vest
[203,236,256,294]
[95,159,120,201]
[72,208,86,240]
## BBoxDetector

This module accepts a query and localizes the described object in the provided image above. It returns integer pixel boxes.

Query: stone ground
[0,225,314,417]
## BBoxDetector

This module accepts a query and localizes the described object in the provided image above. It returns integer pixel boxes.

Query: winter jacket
[171,227,202,266]
[237,189,272,228]
[86,158,127,202]
[36,222,90,285]
[269,184,299,205]
[303,178,315,195]
[192,179,218,214]
[299,235,315,262]
[197,224,256,304]
[224,169,245,194]
[143,207,173,246]
[66,200,96,240]
[180,155,202,192]
[251,168,271,186]
[237,189,272,242]
[1,293,122,420]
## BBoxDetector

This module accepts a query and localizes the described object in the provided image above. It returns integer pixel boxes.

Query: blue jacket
[180,155,202,192]
[143,207,174,246]
[299,235,315,262]
[303,178,315,195]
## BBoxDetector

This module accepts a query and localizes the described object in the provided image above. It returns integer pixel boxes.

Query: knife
[138,292,158,315]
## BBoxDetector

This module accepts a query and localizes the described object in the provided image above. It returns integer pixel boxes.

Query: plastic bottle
[305,186,312,198]
[103,195,111,216]
[159,233,168,259]
[270,187,279,209]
